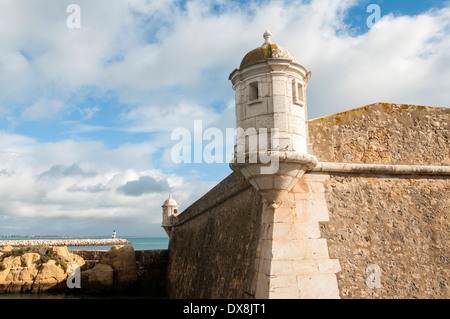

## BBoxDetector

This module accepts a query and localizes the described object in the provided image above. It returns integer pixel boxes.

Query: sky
[0,0,448,237]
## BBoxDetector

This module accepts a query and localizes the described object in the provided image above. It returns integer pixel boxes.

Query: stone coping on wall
[175,160,449,227]
[313,162,450,175]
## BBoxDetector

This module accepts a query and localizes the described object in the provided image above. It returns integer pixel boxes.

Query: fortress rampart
[165,103,449,299]
[162,30,449,300]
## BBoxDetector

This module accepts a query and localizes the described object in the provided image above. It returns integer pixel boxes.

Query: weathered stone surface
[72,249,167,296]
[32,260,67,293]
[0,245,86,293]
[21,253,41,267]
[321,175,449,299]
[308,103,450,166]
[50,246,85,268]
[1,256,21,269]
[167,172,263,299]
[0,246,13,252]
[165,102,449,299]
[82,263,114,292]
[101,245,137,290]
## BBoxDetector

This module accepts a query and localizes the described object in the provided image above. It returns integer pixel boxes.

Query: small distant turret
[162,194,179,237]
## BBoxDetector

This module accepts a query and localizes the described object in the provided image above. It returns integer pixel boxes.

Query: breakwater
[0,238,131,247]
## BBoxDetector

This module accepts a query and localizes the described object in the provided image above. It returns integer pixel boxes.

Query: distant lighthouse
[112,229,116,239]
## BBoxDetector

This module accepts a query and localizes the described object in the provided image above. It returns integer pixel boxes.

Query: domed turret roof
[239,31,296,69]
[163,194,178,207]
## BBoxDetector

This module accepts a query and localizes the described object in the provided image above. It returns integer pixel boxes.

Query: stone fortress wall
[308,103,449,298]
[165,103,449,299]
[163,32,448,299]
[166,173,261,298]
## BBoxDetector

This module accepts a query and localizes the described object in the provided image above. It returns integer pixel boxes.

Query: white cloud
[21,99,67,121]
[0,132,213,235]
[1,0,448,120]
[0,0,448,236]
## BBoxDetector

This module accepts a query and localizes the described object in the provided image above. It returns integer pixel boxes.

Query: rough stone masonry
[163,32,449,299]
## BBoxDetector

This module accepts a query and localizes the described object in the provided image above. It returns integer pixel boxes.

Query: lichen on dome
[239,31,296,69]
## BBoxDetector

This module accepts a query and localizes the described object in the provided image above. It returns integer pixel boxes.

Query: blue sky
[0,0,448,237]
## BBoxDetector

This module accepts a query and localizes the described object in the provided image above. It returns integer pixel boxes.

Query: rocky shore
[0,245,86,293]
[0,238,131,247]
[0,244,138,294]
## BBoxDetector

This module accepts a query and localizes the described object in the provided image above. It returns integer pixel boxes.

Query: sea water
[0,236,169,251]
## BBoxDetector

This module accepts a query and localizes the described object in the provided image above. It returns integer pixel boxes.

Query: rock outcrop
[0,245,85,293]
[81,245,137,293]
[81,263,114,293]
[1,244,138,294]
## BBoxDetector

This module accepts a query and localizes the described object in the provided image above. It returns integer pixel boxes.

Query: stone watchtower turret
[229,31,318,208]
[162,194,178,237]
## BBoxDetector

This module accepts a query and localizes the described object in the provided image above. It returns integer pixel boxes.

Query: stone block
[259,239,274,261]
[246,101,267,118]
[287,174,302,191]
[237,117,256,131]
[272,95,288,113]
[303,172,330,182]
[268,275,299,294]
[293,220,322,239]
[254,176,274,189]
[239,167,251,179]
[255,114,274,130]
[288,114,306,135]
[272,79,287,96]
[308,239,330,259]
[276,162,303,177]
[318,259,341,274]
[270,239,329,260]
[248,179,260,191]
[261,81,271,97]
[273,112,288,131]
[305,181,326,194]
[276,137,292,151]
[291,102,307,117]
[292,260,320,275]
[268,260,293,276]
[293,196,330,222]
[268,289,300,299]
[270,222,296,240]
[236,102,245,120]
[273,175,298,190]
[245,164,262,176]
[291,133,307,153]
[254,272,270,299]
[261,204,275,224]
[297,274,340,299]
[272,204,294,223]
[308,198,330,222]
